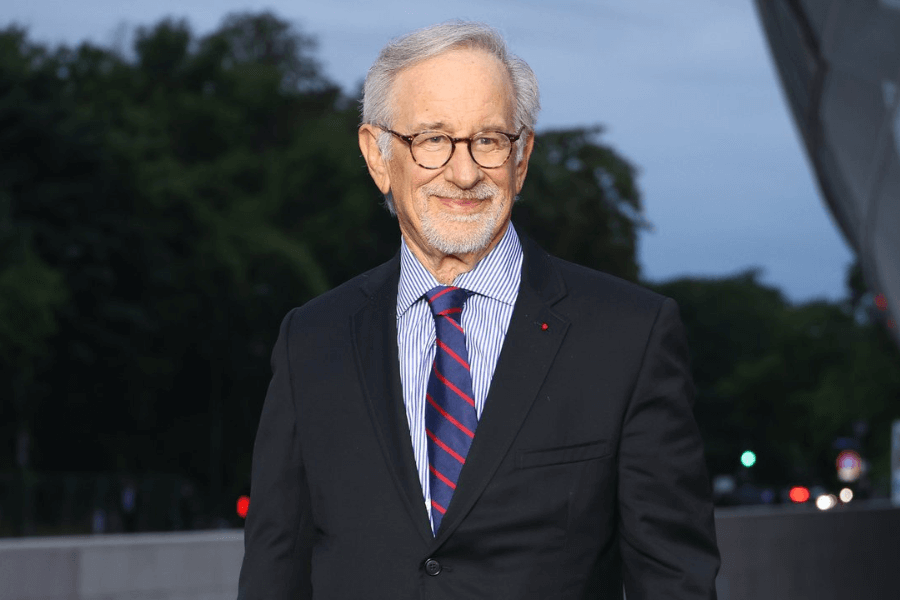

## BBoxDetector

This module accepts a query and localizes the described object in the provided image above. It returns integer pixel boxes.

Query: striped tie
[424,285,477,534]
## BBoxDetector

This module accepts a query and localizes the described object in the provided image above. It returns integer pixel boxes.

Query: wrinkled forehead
[389,48,516,131]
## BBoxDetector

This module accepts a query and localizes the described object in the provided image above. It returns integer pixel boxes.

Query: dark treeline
[1,12,898,535]
[653,267,900,500]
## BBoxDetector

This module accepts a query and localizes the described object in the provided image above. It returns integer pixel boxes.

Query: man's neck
[416,253,481,285]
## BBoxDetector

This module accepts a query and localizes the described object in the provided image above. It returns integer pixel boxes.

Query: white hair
[361,21,540,213]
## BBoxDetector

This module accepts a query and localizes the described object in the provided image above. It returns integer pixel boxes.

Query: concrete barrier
[715,501,900,600]
[0,530,243,600]
[2,504,899,600]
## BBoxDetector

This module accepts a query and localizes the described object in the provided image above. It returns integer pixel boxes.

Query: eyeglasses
[378,126,524,169]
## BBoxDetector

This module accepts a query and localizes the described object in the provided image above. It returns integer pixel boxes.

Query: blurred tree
[651,271,786,480]
[0,27,113,473]
[0,15,358,517]
[654,268,900,494]
[516,126,646,282]
[207,11,329,93]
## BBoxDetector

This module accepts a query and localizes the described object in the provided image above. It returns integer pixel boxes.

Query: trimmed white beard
[418,182,506,255]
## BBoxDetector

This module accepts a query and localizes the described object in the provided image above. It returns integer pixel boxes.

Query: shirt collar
[397,222,523,317]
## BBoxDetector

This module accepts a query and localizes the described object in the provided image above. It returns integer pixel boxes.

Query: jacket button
[424,558,442,576]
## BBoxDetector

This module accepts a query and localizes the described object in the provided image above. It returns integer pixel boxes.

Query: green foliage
[654,270,900,493]
[0,228,68,364]
[517,126,645,281]
[0,14,386,508]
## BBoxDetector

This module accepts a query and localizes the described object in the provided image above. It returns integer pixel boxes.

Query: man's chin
[421,219,501,256]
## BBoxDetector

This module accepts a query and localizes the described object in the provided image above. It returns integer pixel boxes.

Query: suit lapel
[350,256,434,544]
[432,235,570,545]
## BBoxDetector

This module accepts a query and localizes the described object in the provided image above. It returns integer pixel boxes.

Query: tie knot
[425,286,470,321]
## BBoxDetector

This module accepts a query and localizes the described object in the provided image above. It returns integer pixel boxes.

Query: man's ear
[514,130,535,194]
[359,124,392,194]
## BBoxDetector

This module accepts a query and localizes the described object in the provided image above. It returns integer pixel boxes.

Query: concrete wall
[715,502,900,600]
[0,531,243,600]
[2,504,899,600]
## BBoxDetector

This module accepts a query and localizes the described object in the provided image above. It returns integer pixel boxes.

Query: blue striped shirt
[396,223,523,524]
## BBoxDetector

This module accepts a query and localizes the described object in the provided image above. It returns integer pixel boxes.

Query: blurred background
[1,0,899,541]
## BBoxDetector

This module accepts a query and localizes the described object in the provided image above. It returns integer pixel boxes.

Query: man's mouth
[435,196,485,207]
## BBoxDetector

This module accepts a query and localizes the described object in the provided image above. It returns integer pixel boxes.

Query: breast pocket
[516,440,611,469]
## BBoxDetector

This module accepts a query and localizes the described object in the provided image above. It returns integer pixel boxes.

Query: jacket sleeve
[618,298,720,599]
[238,308,314,600]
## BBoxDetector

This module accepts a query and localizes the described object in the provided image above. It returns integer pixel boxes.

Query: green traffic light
[740,450,757,468]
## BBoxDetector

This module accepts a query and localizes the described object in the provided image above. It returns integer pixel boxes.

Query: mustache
[421,182,499,200]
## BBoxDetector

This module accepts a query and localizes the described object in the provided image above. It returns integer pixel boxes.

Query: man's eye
[416,135,446,147]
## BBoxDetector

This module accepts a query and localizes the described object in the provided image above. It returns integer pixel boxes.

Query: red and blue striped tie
[424,285,477,534]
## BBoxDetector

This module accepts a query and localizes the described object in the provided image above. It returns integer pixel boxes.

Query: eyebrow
[413,121,447,131]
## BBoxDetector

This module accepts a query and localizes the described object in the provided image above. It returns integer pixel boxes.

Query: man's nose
[442,141,483,189]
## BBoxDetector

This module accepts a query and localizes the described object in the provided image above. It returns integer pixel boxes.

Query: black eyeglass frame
[378,126,525,170]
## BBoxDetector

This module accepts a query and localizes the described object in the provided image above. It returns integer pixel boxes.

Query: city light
[740,450,757,468]
[237,495,250,519]
[839,488,853,503]
[789,486,810,503]
[836,450,862,483]
[816,494,837,510]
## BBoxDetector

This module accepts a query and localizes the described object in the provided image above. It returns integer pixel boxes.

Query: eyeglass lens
[411,132,511,168]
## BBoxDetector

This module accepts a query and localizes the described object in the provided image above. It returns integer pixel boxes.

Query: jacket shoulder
[548,255,667,316]
[283,256,398,329]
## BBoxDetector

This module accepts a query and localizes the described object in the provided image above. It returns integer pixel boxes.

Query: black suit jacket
[237,233,719,599]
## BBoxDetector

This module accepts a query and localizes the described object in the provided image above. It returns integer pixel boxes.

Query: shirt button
[424,558,442,576]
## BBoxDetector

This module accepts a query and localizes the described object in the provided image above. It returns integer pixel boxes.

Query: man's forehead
[408,120,513,133]
[391,49,515,130]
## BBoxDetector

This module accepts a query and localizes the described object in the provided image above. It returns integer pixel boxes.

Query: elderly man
[238,21,719,600]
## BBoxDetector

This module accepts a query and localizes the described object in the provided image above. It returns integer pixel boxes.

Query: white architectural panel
[756,0,900,346]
